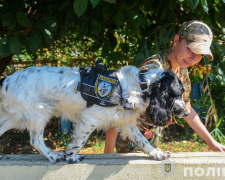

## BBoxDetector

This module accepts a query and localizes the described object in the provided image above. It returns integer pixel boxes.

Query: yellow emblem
[164,163,171,172]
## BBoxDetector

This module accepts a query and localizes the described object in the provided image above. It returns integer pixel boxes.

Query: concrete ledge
[0,152,225,180]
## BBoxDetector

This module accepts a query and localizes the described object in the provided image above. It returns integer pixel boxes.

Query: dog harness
[76,59,128,108]
[75,58,149,108]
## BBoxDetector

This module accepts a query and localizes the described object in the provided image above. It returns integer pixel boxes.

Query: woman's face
[174,38,203,68]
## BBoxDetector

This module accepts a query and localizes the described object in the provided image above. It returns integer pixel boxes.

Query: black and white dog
[0,65,188,163]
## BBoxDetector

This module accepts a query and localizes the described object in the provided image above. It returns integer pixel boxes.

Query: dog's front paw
[66,152,84,164]
[48,151,65,163]
[149,148,171,161]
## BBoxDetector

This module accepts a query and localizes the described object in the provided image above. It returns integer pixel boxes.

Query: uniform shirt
[139,49,191,102]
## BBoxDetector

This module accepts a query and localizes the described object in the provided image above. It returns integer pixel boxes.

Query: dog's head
[145,70,189,126]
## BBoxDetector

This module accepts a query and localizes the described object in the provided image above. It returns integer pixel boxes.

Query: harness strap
[139,70,150,101]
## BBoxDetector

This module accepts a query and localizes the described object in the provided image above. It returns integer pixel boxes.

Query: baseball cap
[178,20,213,61]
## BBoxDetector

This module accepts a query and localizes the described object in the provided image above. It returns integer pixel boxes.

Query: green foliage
[54,130,70,148]
[1,0,224,65]
[73,0,88,17]
[1,0,225,136]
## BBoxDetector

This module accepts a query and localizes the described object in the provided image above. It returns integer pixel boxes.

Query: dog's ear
[146,80,171,126]
[170,76,185,96]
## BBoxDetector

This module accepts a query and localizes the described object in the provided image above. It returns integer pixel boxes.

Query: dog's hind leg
[66,118,98,164]
[0,121,18,160]
[30,129,65,163]
[121,124,171,161]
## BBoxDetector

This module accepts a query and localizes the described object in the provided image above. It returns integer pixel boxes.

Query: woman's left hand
[208,139,225,152]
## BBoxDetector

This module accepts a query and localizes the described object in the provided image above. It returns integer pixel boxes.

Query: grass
[78,138,213,154]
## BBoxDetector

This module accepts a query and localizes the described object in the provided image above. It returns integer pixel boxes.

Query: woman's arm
[184,101,225,151]
[104,127,118,153]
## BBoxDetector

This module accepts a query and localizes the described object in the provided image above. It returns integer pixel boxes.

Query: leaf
[92,19,101,37]
[58,2,72,13]
[168,0,177,10]
[47,3,57,12]
[114,8,124,28]
[101,43,110,58]
[187,0,199,11]
[58,26,66,40]
[91,42,102,52]
[160,8,168,24]
[144,49,154,59]
[102,4,111,19]
[1,12,13,27]
[90,0,100,8]
[217,9,225,28]
[124,6,132,24]
[154,32,160,52]
[7,13,17,30]
[142,0,152,11]
[131,10,141,28]
[78,22,88,39]
[13,0,25,10]
[214,66,224,75]
[18,33,27,46]
[28,29,41,53]
[0,37,11,58]
[65,9,76,28]
[104,0,116,3]
[159,28,169,45]
[138,39,147,52]
[46,16,58,32]
[107,31,117,50]
[132,52,144,67]
[121,43,129,53]
[16,11,30,27]
[144,48,150,59]
[108,52,123,64]
[139,16,145,29]
[73,0,88,17]
[9,35,21,55]
[0,38,3,50]
[201,0,208,14]
[43,28,52,47]
[168,26,175,41]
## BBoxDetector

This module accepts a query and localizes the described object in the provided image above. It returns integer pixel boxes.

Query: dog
[0,65,188,163]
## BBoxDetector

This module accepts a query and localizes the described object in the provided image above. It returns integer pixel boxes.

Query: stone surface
[0,152,225,180]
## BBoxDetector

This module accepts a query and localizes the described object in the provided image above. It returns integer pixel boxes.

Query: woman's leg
[104,127,118,153]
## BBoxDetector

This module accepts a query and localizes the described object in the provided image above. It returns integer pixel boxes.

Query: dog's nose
[184,111,189,117]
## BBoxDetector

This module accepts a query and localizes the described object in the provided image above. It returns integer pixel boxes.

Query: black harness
[76,60,150,109]
[76,60,127,108]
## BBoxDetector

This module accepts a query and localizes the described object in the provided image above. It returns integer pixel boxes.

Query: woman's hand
[208,139,225,152]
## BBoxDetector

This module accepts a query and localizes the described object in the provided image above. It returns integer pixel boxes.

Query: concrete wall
[0,152,225,180]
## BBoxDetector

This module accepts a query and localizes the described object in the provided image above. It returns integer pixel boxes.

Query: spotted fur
[0,65,188,163]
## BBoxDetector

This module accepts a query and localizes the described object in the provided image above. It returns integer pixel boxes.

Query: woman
[104,20,225,153]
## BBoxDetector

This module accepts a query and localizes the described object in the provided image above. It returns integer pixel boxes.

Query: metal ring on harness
[140,80,150,93]
[74,82,79,93]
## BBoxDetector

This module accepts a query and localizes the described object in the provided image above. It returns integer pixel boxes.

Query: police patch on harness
[95,75,118,99]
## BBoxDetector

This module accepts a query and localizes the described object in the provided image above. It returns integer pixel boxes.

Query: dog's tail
[0,78,5,88]
[0,78,6,98]
[0,77,6,98]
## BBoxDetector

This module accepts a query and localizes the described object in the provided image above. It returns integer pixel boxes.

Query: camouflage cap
[178,20,213,61]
